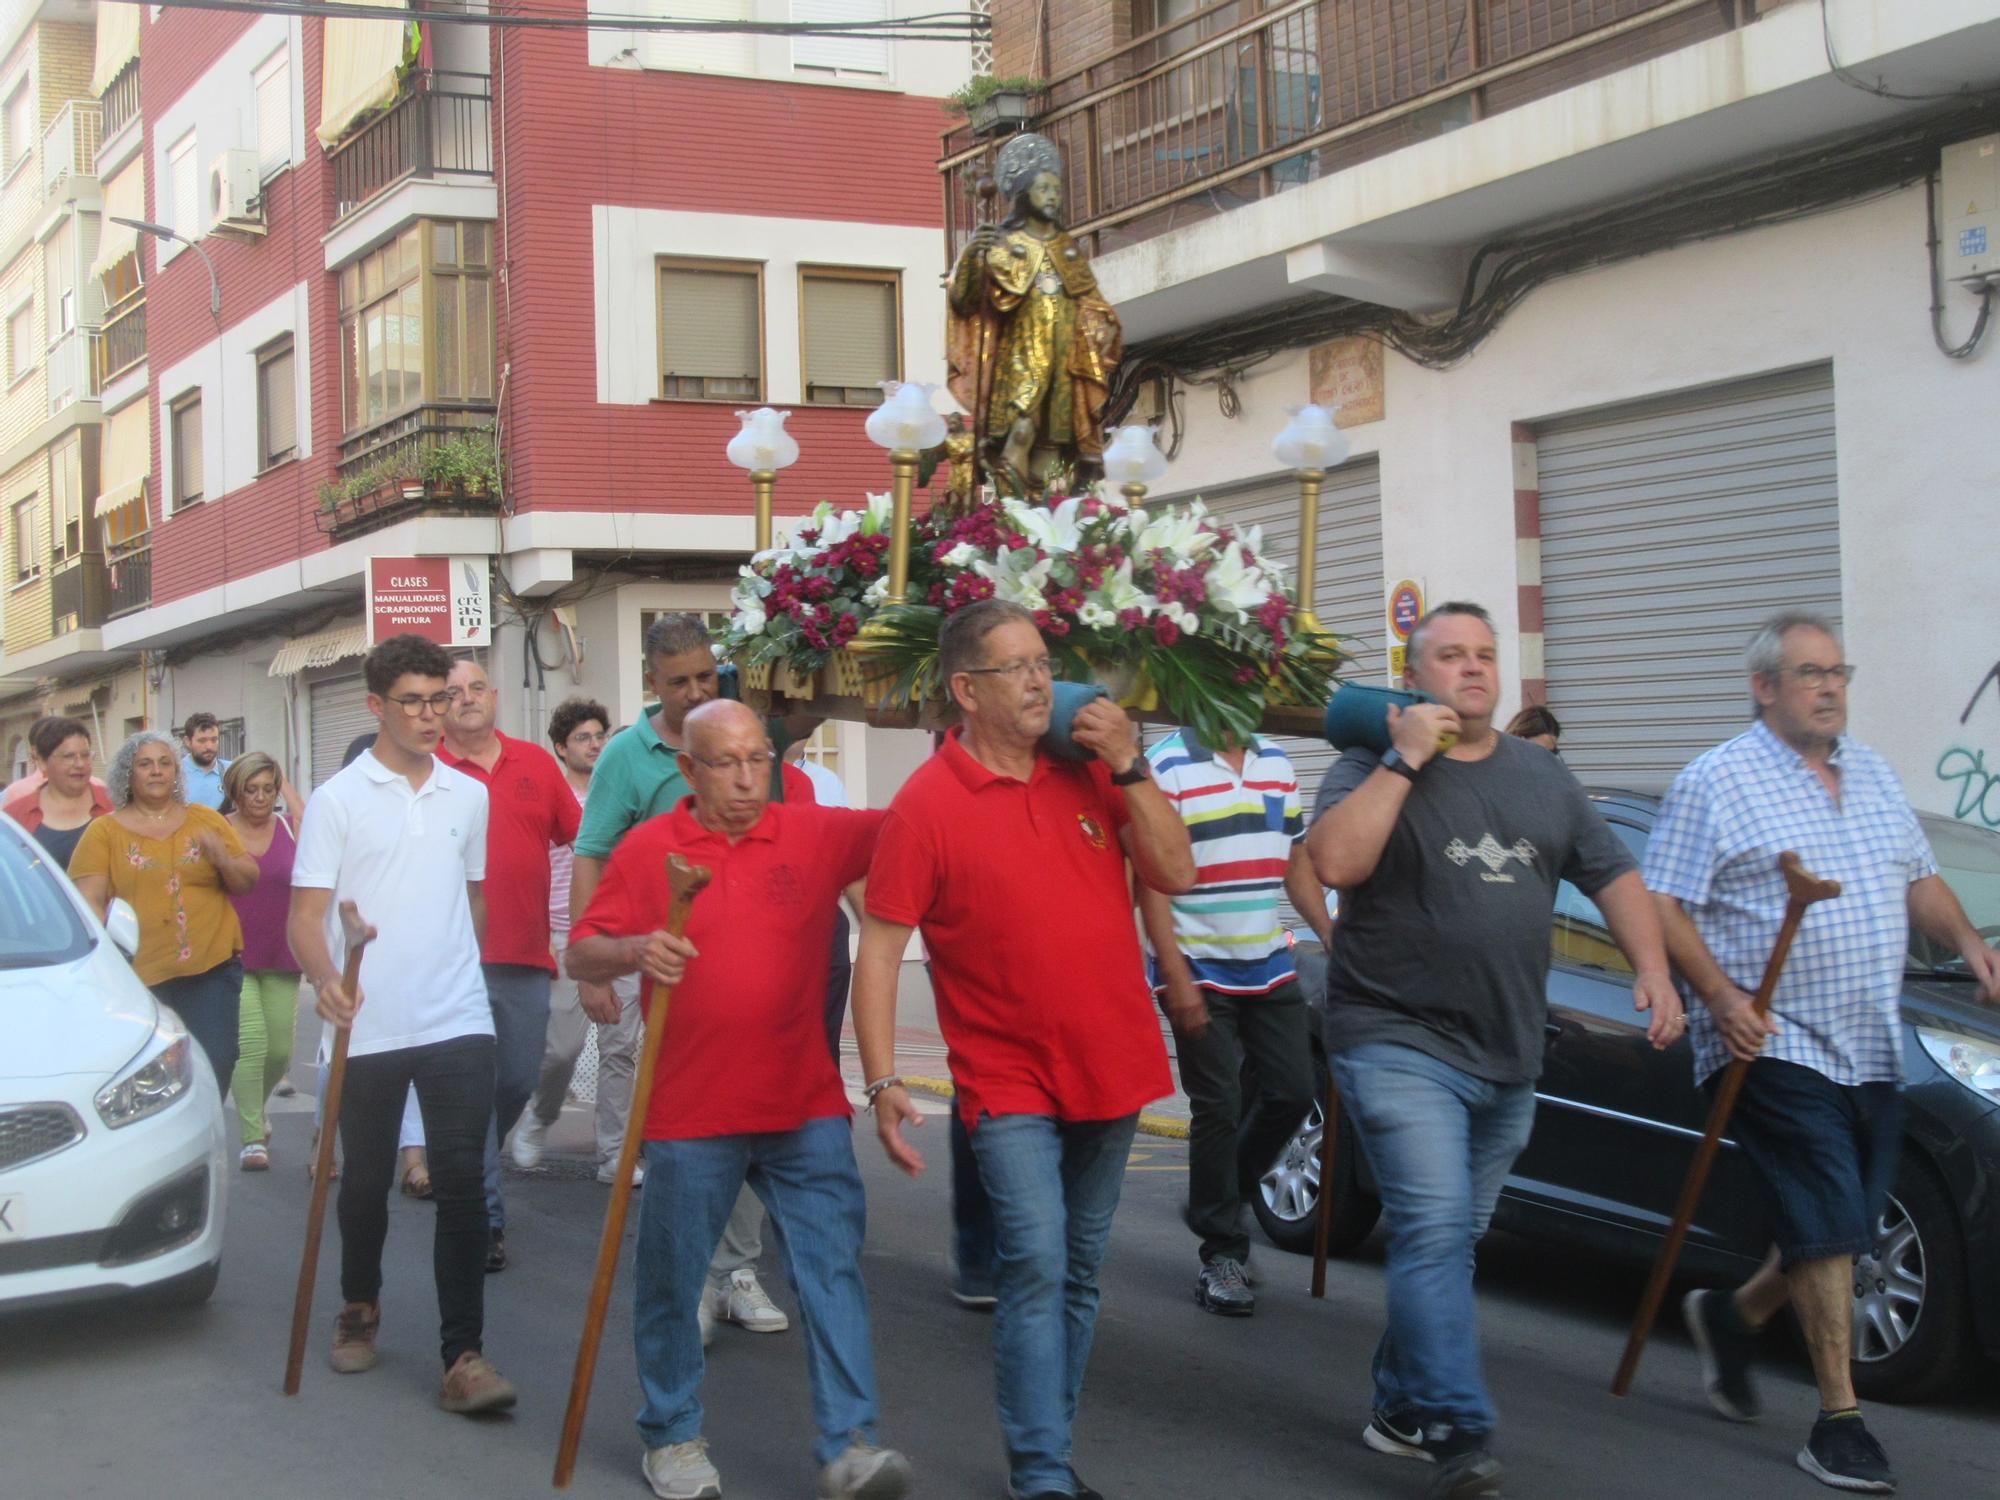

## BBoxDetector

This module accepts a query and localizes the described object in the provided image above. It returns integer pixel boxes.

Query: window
[216,717,247,761]
[171,393,204,509]
[3,80,30,174]
[168,132,200,243]
[1550,822,1646,974]
[45,218,76,344]
[338,220,494,435]
[50,436,83,560]
[801,268,899,405]
[6,300,33,384]
[657,259,763,401]
[792,0,891,77]
[256,336,297,469]
[639,0,754,74]
[255,49,290,180]
[12,497,38,583]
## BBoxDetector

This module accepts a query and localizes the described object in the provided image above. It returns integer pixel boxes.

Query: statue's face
[1025,171,1063,222]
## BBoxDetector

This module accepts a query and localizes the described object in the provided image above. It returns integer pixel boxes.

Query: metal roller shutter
[309,675,375,787]
[1537,365,1840,787]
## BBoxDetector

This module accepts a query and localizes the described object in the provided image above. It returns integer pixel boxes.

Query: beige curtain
[93,398,150,520]
[318,0,406,147]
[90,3,141,97]
[89,157,146,286]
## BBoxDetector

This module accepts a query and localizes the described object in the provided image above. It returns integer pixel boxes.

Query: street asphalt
[3,1091,1996,1500]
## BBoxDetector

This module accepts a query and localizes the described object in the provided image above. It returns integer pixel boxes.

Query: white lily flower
[1204,546,1269,619]
[732,599,768,635]
[863,575,891,606]
[942,542,978,568]
[735,564,774,600]
[1134,505,1217,562]
[1011,495,1088,555]
[858,490,895,536]
[973,546,1054,611]
[1096,558,1151,613]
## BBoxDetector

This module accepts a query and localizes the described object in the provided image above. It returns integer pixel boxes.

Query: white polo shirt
[294,749,492,1059]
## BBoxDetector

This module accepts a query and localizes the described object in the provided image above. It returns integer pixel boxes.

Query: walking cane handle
[1777,852,1841,915]
[665,853,712,919]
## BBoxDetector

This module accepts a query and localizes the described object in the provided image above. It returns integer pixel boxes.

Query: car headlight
[94,1036,194,1129]
[1917,1027,2000,1104]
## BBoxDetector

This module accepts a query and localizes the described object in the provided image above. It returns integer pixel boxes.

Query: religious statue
[947,133,1123,495]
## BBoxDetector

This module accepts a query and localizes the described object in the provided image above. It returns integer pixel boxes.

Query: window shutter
[660,267,759,384]
[175,401,204,503]
[643,0,755,75]
[793,0,890,75]
[170,138,201,242]
[257,53,291,178]
[803,276,896,389]
[262,346,297,462]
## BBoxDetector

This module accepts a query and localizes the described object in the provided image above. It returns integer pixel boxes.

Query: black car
[1253,794,2000,1404]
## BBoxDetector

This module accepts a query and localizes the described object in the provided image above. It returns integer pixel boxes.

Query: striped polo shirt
[1146,729,1304,996]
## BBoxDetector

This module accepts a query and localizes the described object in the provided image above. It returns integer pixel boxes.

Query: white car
[0,817,229,1311]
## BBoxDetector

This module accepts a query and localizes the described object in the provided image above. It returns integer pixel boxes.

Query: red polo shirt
[437,732,580,971]
[573,798,883,1140]
[866,729,1172,1129]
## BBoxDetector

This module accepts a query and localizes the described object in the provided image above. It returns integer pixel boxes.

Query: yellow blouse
[70,804,247,987]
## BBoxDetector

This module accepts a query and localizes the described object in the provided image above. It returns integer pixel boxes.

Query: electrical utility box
[1941,134,1999,283]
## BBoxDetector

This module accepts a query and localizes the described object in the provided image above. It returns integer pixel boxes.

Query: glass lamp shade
[864,382,949,452]
[1271,404,1349,471]
[1101,424,1169,486]
[725,407,801,471]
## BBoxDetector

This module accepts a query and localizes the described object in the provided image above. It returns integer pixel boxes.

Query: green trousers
[233,969,300,1146]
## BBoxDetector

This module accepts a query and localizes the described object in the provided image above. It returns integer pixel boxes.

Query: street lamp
[724,407,800,553]
[110,217,220,317]
[860,381,946,614]
[1101,423,1169,508]
[1270,403,1349,645]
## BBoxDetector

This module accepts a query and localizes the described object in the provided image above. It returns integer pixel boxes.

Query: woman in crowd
[3,716,111,865]
[1505,703,1563,754]
[223,753,302,1172]
[69,731,259,1090]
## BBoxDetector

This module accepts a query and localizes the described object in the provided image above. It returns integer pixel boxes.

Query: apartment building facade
[0,0,971,799]
[954,0,2000,824]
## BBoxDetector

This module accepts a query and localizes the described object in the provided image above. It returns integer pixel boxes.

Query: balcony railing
[46,327,102,415]
[97,292,145,384]
[41,100,102,197]
[328,70,494,222]
[101,59,142,140]
[50,555,108,637]
[105,540,150,619]
[941,0,1740,257]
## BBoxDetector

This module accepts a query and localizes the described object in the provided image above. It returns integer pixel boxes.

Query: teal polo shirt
[574,707,794,861]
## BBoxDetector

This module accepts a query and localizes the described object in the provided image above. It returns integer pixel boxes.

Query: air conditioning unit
[208,149,267,238]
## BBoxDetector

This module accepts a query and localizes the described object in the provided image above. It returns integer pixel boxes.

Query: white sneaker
[509,1113,549,1170]
[817,1441,912,1499]
[632,1162,646,1189]
[643,1437,721,1499]
[697,1289,716,1349]
[710,1267,789,1334]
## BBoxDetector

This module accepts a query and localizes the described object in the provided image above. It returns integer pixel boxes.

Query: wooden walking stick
[1310,1068,1340,1299]
[284,900,377,1396]
[554,854,713,1490]
[1610,852,1840,1397]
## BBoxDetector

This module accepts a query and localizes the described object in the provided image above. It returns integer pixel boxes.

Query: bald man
[568,701,910,1500]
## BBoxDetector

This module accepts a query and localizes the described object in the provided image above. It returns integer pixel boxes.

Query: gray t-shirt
[1312,734,1635,1084]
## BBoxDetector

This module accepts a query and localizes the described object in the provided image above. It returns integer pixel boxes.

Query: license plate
[0,1194,22,1240]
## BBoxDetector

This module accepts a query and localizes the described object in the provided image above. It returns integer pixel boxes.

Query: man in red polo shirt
[437,656,580,1273]
[568,698,911,1500]
[854,599,1195,1500]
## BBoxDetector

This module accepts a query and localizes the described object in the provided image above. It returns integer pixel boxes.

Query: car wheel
[1251,1061,1381,1256]
[1849,1162,1976,1404]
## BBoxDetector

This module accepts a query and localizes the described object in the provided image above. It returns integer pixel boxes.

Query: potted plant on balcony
[946,76,1046,138]
[420,426,502,500]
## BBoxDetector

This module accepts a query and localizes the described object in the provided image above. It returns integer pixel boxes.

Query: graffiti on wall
[1937,660,2000,828]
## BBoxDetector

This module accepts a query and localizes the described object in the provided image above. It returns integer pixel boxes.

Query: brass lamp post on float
[1270,403,1349,652]
[1100,423,1170,509]
[725,407,801,552]
[855,382,948,635]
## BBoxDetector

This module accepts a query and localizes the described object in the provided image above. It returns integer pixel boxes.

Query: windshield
[0,829,95,968]
[1911,815,2000,975]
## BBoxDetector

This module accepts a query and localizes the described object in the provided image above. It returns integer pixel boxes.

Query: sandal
[400,1153,433,1199]
[240,1142,269,1172]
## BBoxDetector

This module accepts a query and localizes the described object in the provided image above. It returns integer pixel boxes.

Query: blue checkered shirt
[1644,720,1936,1087]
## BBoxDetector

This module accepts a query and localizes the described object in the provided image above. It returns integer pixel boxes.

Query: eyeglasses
[688,751,777,774]
[962,657,1056,682]
[386,692,454,717]
[566,731,609,747]
[1776,663,1856,687]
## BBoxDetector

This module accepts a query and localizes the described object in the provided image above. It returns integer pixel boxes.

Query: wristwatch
[1109,760,1151,786]
[1379,748,1421,783]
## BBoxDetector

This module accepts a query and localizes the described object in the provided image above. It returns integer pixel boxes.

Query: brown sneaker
[329,1302,379,1374]
[440,1350,518,1414]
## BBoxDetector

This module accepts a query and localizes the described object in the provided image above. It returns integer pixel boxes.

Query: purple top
[232,819,300,974]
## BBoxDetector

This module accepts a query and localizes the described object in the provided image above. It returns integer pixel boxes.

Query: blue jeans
[152,956,244,1099]
[634,1117,883,1465]
[1331,1042,1536,1438]
[951,1108,997,1295]
[481,963,552,1230]
[968,1112,1139,1497]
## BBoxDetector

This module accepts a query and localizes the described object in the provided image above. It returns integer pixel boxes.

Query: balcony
[328,71,494,223]
[49,555,107,637]
[96,291,145,385]
[940,0,1742,258]
[105,540,150,619]
[101,60,141,141]
[46,328,101,416]
[41,100,102,198]
[318,402,502,538]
